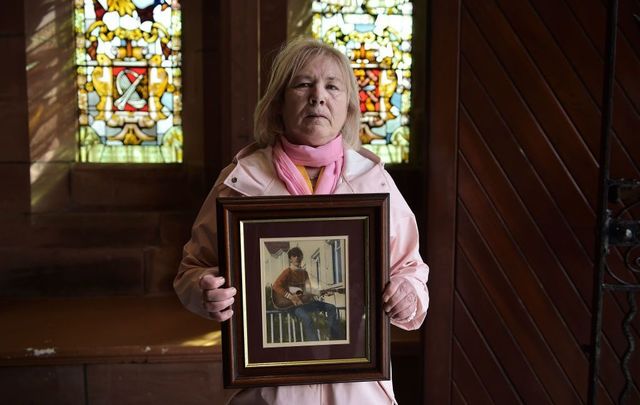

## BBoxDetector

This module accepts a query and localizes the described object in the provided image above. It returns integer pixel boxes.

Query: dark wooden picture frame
[216,194,390,388]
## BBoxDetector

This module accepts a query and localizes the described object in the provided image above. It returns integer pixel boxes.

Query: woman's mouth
[306,113,328,120]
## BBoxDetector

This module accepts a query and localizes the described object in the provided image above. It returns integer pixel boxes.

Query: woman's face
[281,55,349,147]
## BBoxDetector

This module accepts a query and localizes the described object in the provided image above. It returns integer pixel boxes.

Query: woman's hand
[199,274,236,322]
[382,278,418,323]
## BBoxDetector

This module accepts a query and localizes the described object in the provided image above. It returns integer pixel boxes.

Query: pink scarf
[272,135,344,195]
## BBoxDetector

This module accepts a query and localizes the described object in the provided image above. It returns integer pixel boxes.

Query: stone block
[181,2,205,166]
[0,247,145,297]
[30,162,71,212]
[0,365,85,405]
[86,363,237,405]
[0,99,29,163]
[0,214,31,247]
[0,2,25,35]
[144,246,183,295]
[71,166,194,210]
[24,0,76,164]
[0,163,30,213]
[24,0,73,40]
[28,212,161,247]
[26,62,77,163]
[0,37,27,102]
[160,212,197,245]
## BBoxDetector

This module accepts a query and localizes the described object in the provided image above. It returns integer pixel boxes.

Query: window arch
[74,0,183,163]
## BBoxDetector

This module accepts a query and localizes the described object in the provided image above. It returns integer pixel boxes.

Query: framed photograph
[216,193,390,388]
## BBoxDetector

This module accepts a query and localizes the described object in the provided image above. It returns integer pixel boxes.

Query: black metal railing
[587,1,640,403]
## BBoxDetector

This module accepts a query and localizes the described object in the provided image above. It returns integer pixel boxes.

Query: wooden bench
[0,295,238,404]
[0,296,421,404]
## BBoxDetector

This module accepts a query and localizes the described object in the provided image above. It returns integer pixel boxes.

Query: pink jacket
[175,144,429,404]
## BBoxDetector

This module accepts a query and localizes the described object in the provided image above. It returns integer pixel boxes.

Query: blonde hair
[254,37,361,149]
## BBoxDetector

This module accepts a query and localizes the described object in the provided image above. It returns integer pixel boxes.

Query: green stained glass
[74,0,183,163]
[310,0,413,164]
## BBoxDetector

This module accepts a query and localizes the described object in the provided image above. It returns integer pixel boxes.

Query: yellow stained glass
[306,0,413,164]
[74,0,183,163]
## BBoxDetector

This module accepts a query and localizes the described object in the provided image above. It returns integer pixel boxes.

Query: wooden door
[424,0,640,403]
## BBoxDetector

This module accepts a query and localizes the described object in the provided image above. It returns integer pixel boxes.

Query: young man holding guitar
[271,247,343,341]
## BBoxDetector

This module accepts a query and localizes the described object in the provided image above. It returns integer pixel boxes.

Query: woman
[174,37,429,404]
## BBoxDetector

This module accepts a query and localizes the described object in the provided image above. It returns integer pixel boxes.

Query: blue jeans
[291,300,342,341]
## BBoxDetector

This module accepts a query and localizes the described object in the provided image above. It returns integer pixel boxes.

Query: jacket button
[231,177,238,183]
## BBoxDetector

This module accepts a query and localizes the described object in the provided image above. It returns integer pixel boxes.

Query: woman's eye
[295,82,311,88]
[327,84,339,90]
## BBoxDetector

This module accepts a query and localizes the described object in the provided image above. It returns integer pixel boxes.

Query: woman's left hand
[383,278,417,322]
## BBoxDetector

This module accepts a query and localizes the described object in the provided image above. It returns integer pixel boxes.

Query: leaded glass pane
[74,0,183,163]
[306,0,413,164]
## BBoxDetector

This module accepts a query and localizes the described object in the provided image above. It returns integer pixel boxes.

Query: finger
[383,291,412,313]
[384,282,417,314]
[198,272,215,286]
[385,294,415,317]
[209,308,234,322]
[199,275,226,290]
[389,306,414,322]
[204,296,235,313]
[203,286,237,302]
[382,280,406,312]
[382,280,401,303]
[383,280,412,306]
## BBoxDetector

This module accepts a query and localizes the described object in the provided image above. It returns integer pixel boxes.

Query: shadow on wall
[2,1,203,299]
[25,0,77,212]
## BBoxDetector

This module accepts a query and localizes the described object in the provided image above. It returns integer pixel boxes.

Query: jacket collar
[223,142,382,196]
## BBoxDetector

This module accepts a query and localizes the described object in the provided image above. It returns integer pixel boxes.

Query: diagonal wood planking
[452,0,640,402]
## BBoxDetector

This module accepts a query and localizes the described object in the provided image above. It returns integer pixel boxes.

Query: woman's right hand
[199,274,236,321]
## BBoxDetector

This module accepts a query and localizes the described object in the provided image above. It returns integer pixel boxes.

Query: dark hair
[287,247,303,259]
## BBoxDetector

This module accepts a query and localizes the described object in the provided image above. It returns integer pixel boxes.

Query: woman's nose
[309,97,325,106]
[309,85,326,105]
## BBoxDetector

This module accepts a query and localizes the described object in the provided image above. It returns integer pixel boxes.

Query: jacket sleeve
[173,165,240,319]
[384,170,430,331]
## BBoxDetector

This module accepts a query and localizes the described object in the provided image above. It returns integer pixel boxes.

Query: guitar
[272,285,345,310]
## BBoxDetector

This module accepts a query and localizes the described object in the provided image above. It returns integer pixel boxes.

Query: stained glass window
[309,0,413,164]
[74,0,182,163]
